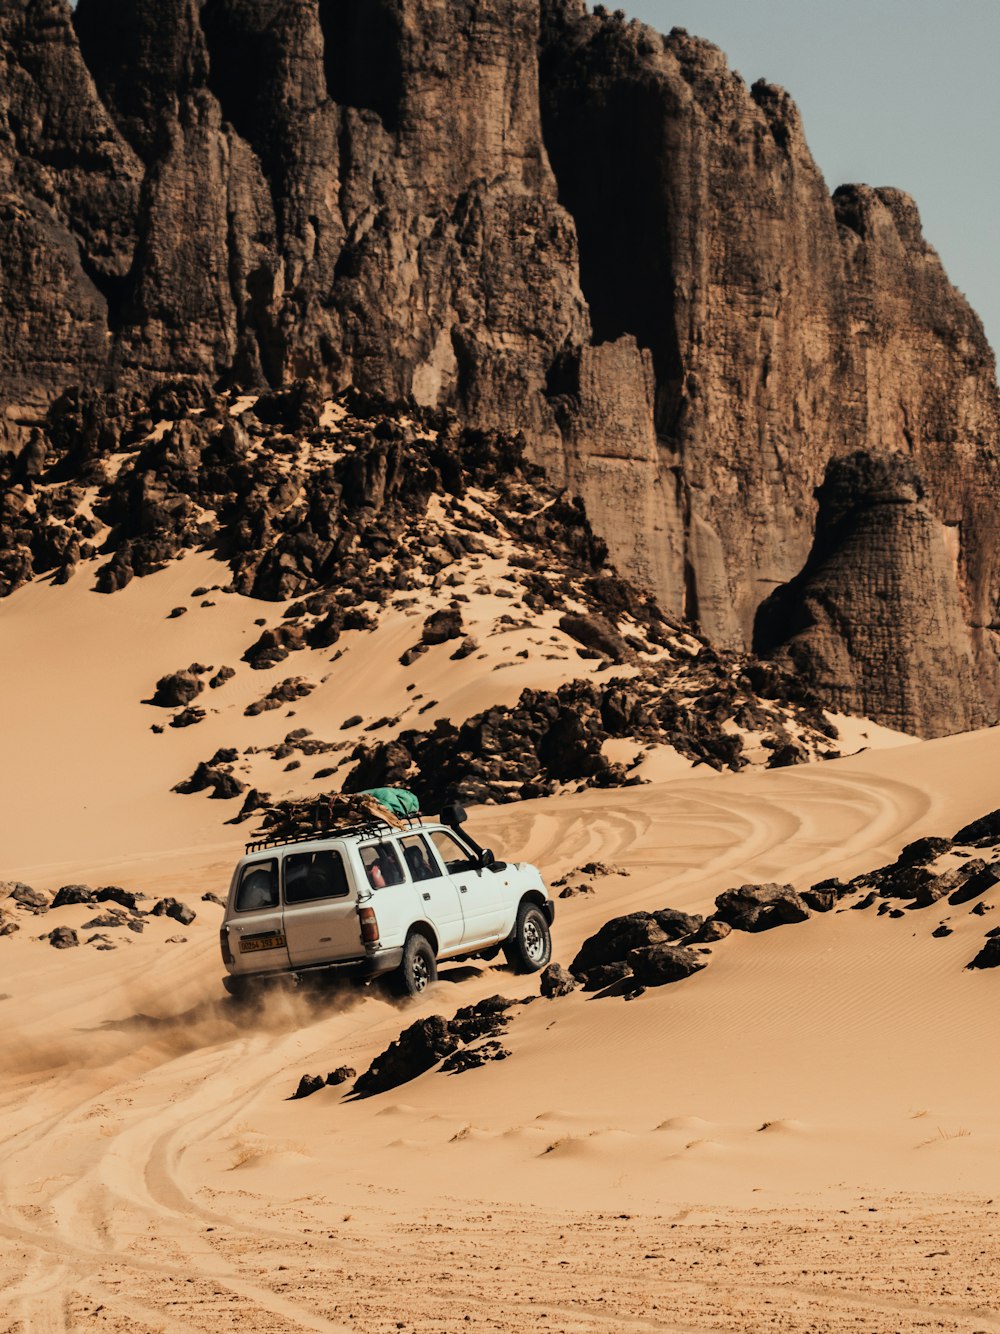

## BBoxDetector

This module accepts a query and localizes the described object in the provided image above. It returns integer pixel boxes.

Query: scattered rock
[170,707,206,728]
[931,924,952,938]
[967,937,1000,970]
[47,926,79,949]
[652,908,704,939]
[713,883,810,933]
[51,884,94,908]
[151,670,203,708]
[151,898,196,925]
[898,835,953,865]
[202,892,227,907]
[680,918,732,945]
[558,612,631,663]
[5,882,49,911]
[569,913,668,988]
[441,1041,510,1073]
[164,935,187,944]
[948,864,1000,906]
[326,1067,356,1086]
[291,1074,326,1100]
[421,608,464,645]
[626,943,707,987]
[540,963,577,998]
[245,677,315,717]
[353,998,519,1096]
[953,810,1000,848]
[209,666,235,689]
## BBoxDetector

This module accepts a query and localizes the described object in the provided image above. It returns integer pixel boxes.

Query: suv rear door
[227,858,291,972]
[281,846,363,968]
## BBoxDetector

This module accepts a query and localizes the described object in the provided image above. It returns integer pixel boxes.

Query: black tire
[502,902,552,973]
[395,933,438,997]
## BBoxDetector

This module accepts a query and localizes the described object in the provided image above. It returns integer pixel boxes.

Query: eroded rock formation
[1,0,998,734]
[755,452,991,737]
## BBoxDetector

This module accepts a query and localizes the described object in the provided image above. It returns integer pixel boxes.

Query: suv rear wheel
[503,902,551,973]
[395,932,438,997]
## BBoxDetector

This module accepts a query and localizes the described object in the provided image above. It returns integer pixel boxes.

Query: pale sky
[625,0,1000,358]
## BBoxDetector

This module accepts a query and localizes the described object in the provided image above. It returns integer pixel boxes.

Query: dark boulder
[652,907,704,939]
[48,926,79,949]
[626,943,707,987]
[968,937,1000,970]
[353,1016,461,1097]
[151,898,196,925]
[51,884,94,908]
[151,670,203,708]
[291,1074,326,1100]
[948,864,1000,906]
[953,810,1000,847]
[557,613,631,663]
[801,887,838,912]
[569,912,667,985]
[95,886,142,911]
[7,883,49,911]
[713,883,811,933]
[540,963,577,998]
[440,1041,510,1073]
[421,608,463,645]
[897,835,952,865]
[326,1066,356,1086]
[680,917,732,944]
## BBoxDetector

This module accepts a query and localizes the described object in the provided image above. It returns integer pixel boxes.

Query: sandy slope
[2,723,1000,1330]
[2,559,1000,1331]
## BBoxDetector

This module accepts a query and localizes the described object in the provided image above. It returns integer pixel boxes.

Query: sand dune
[3,715,1000,1329]
[3,556,1000,1330]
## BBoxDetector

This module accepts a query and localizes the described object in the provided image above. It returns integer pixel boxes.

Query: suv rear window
[284,849,349,904]
[235,859,278,911]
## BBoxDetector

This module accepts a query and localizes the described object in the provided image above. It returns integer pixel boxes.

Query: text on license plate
[240,931,287,953]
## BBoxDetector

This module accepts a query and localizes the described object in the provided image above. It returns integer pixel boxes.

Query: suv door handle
[422,892,431,902]
[459,886,467,893]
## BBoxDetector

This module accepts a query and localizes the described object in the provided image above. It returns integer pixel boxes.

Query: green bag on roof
[362,786,421,818]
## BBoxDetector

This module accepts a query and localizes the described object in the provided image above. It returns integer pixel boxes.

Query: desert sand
[2,558,999,1333]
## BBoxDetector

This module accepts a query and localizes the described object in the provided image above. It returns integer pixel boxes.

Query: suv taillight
[359,905,380,948]
[220,926,233,965]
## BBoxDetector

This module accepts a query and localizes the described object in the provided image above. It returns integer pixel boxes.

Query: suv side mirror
[479,848,495,868]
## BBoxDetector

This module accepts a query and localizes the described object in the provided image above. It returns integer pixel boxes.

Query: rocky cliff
[0,0,998,736]
[755,452,989,738]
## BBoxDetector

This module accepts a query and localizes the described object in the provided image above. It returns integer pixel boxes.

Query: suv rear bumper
[223,947,404,996]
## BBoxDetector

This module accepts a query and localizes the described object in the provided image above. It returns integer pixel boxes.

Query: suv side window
[235,860,278,911]
[429,830,479,874]
[400,834,441,882]
[284,849,349,904]
[359,841,405,888]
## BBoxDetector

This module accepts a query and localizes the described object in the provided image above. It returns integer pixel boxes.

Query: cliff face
[0,0,998,736]
[754,452,990,738]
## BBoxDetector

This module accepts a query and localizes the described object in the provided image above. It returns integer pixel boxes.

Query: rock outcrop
[754,452,992,737]
[1,1,998,734]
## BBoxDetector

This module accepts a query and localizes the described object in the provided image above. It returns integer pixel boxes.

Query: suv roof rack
[244,811,426,856]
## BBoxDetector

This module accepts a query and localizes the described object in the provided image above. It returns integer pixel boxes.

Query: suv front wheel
[503,902,552,973]
[395,932,438,997]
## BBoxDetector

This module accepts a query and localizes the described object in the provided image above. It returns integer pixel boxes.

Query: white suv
[219,806,554,998]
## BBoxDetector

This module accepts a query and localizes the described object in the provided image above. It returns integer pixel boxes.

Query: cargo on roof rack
[244,812,426,856]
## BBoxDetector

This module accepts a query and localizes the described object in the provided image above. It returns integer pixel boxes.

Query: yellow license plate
[240,931,286,953]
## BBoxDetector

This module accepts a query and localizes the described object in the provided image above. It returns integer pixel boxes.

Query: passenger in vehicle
[367,861,386,889]
[404,845,434,881]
